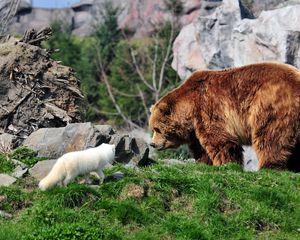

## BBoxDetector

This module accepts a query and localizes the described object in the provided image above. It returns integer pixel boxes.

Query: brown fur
[149,62,300,171]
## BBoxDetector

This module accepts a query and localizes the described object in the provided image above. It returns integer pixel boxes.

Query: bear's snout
[150,142,156,148]
[150,142,165,150]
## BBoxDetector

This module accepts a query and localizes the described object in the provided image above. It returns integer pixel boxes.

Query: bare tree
[0,0,20,35]
[96,0,182,128]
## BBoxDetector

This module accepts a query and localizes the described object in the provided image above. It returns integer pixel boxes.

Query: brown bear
[149,62,300,171]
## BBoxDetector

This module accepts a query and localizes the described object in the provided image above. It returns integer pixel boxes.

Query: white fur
[39,143,115,191]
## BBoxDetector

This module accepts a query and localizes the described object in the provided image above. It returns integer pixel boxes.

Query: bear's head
[148,99,192,150]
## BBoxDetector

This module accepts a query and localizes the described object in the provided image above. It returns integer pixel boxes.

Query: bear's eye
[154,127,161,134]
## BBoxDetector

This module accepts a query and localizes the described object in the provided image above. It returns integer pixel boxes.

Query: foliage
[11,147,46,167]
[42,3,181,127]
[44,21,81,68]
[99,23,180,127]
[0,163,299,239]
[0,153,15,173]
[93,1,122,71]
[0,147,47,173]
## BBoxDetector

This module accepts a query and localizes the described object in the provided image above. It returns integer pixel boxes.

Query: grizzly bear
[149,62,300,171]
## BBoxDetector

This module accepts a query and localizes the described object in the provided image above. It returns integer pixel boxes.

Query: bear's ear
[159,102,172,115]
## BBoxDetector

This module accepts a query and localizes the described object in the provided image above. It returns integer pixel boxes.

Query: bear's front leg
[195,127,243,166]
[188,140,212,165]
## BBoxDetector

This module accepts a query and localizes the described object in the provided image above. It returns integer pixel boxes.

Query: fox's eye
[154,128,161,134]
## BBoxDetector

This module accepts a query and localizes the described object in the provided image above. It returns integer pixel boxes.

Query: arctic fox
[39,143,115,191]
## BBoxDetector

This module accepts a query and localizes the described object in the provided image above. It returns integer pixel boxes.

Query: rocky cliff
[7,0,222,37]
[172,0,300,79]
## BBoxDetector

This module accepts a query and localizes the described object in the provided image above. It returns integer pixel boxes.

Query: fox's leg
[96,169,105,184]
[63,174,75,186]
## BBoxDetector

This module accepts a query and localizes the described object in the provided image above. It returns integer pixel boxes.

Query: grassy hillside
[0,161,299,240]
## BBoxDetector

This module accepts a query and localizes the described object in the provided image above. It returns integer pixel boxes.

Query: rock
[29,159,56,181]
[23,122,151,167]
[0,174,16,186]
[110,133,151,166]
[0,29,83,139]
[0,195,6,202]
[241,0,300,18]
[105,171,125,182]
[172,0,241,79]
[23,122,113,158]
[0,210,12,219]
[243,146,259,172]
[162,158,196,166]
[233,5,300,68]
[11,165,28,178]
[110,134,135,164]
[0,133,17,152]
[172,0,300,79]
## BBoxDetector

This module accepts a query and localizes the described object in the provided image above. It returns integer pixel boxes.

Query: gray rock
[29,159,57,181]
[172,0,300,79]
[110,133,151,166]
[11,165,28,178]
[105,171,125,182]
[242,0,300,18]
[110,134,135,164]
[233,5,300,68]
[0,133,17,152]
[243,145,259,172]
[0,210,12,219]
[23,122,113,158]
[162,158,196,166]
[0,174,16,186]
[23,122,151,168]
[110,171,125,180]
[172,0,241,79]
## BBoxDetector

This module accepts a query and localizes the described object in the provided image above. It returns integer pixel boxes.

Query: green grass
[0,162,299,240]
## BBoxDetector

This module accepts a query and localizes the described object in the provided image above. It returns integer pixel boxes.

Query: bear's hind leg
[252,129,295,170]
[288,141,300,172]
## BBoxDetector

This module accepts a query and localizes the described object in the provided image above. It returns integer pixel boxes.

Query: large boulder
[172,0,241,79]
[23,122,151,166]
[29,159,57,181]
[23,122,113,158]
[172,0,300,79]
[0,174,16,186]
[233,5,300,67]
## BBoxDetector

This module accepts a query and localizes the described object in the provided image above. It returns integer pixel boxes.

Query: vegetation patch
[0,162,299,239]
[0,147,47,174]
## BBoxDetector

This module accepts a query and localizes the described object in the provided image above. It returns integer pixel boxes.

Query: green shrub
[0,153,15,173]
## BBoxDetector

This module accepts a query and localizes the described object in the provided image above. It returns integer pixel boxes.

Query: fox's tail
[39,160,65,191]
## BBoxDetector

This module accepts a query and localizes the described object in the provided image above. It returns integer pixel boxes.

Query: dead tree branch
[0,0,20,35]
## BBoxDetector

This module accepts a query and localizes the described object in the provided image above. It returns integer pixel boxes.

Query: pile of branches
[0,28,84,141]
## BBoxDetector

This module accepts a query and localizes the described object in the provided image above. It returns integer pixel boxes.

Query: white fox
[39,143,115,191]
